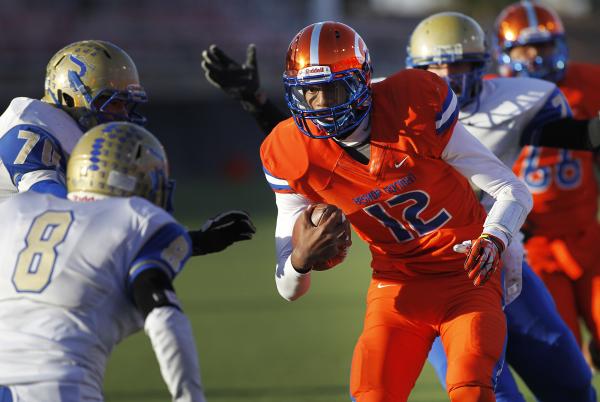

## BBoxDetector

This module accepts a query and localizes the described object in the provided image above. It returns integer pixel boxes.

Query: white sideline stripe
[435,91,457,129]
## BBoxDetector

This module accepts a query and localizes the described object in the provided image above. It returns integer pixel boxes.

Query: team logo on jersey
[382,173,417,195]
[352,173,417,206]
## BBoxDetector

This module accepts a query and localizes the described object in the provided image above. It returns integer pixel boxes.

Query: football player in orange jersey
[201,21,600,401]
[495,0,600,364]
[256,21,532,402]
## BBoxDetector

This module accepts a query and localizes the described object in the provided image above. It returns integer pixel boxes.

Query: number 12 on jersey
[364,190,452,242]
[12,211,74,293]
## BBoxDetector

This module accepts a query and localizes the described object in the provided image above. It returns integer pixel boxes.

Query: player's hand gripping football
[189,210,256,256]
[201,44,262,107]
[453,234,505,286]
[291,204,351,274]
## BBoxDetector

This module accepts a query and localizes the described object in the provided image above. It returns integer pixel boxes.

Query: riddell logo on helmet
[298,66,332,80]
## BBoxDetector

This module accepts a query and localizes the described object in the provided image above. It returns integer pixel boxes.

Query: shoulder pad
[261,118,309,182]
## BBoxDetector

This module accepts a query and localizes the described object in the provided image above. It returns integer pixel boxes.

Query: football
[310,203,339,227]
[294,203,351,271]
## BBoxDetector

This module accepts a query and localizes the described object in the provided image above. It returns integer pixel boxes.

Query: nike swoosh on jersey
[394,156,409,168]
[377,282,398,288]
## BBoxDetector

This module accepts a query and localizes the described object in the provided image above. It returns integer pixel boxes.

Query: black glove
[189,210,256,256]
[201,44,260,105]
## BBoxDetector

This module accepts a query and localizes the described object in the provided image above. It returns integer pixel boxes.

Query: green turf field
[103,179,599,401]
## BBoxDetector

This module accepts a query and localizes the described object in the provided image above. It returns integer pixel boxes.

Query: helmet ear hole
[62,92,75,108]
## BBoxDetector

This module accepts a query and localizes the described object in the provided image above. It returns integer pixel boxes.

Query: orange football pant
[350,273,506,402]
[525,223,600,346]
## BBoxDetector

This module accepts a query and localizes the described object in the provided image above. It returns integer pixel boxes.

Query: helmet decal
[43,40,148,130]
[309,22,324,65]
[69,55,87,77]
[523,1,539,28]
[67,122,172,209]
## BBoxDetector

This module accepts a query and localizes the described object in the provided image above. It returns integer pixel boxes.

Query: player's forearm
[443,122,532,245]
[274,192,312,300]
[145,306,206,402]
[522,117,600,151]
[275,255,312,301]
[241,96,288,136]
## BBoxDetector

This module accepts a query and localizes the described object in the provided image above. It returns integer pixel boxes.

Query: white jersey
[0,98,82,201]
[0,192,191,400]
[458,77,571,211]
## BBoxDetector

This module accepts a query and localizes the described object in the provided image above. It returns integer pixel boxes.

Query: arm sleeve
[0,124,67,191]
[442,122,533,247]
[242,97,289,136]
[519,86,573,146]
[131,222,203,401]
[145,306,206,402]
[523,117,598,150]
[274,192,312,301]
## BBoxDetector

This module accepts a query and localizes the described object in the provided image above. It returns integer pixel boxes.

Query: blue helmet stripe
[523,1,539,29]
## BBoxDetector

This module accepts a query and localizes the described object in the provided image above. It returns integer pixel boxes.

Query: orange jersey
[261,69,487,279]
[559,62,600,120]
[512,62,600,235]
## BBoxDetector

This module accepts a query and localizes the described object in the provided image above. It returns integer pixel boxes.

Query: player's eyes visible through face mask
[509,41,556,63]
[93,94,130,118]
[301,81,351,109]
[427,62,474,78]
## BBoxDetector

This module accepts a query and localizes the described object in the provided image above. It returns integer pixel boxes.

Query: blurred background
[2,1,598,401]
[1,0,599,183]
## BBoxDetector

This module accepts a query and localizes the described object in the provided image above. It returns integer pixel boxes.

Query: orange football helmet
[494,1,567,82]
[283,21,372,139]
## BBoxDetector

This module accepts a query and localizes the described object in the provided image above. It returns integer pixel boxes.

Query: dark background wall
[1,0,598,183]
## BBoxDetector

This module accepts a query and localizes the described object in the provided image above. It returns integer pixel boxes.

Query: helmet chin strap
[335,115,371,147]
